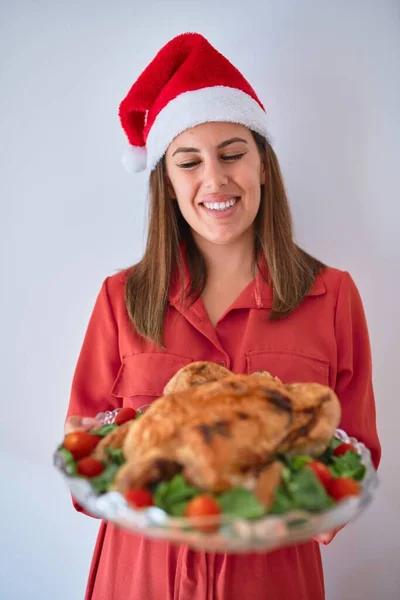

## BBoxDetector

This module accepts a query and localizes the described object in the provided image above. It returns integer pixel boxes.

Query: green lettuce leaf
[268,486,294,514]
[153,475,199,514]
[58,447,77,475]
[285,468,334,512]
[318,436,343,463]
[216,488,265,519]
[90,424,118,437]
[288,455,313,471]
[105,447,126,465]
[331,451,365,480]
[169,501,190,517]
[90,463,119,494]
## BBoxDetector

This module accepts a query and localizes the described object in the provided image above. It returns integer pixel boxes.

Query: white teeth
[203,198,238,211]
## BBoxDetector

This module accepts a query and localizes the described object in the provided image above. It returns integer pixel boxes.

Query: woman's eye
[179,161,200,169]
[177,153,245,169]
[222,153,245,161]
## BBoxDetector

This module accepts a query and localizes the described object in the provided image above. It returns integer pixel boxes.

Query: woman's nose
[203,159,229,190]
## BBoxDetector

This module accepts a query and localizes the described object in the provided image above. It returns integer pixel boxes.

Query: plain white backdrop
[1,1,399,598]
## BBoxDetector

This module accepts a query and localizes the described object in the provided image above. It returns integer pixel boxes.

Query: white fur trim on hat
[121,144,148,173]
[145,86,267,172]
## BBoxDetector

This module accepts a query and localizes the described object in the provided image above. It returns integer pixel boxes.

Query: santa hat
[119,32,268,173]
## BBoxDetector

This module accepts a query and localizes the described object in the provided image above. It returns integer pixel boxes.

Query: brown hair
[125,132,325,347]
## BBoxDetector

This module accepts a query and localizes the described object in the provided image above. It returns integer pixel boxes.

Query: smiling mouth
[200,197,240,212]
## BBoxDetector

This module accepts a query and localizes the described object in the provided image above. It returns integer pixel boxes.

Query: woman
[65,32,381,599]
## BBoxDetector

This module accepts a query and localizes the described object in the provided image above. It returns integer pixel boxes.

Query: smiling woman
[65,32,381,600]
[125,116,324,340]
[166,124,264,244]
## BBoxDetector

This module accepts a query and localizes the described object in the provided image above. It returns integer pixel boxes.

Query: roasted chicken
[102,363,341,496]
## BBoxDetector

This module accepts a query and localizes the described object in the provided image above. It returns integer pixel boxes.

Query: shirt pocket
[110,352,193,412]
[246,350,329,386]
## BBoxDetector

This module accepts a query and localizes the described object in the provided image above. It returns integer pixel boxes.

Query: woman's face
[165,122,265,247]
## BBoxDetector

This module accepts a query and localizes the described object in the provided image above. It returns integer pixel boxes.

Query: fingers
[313,531,335,545]
[64,416,103,435]
[313,525,344,545]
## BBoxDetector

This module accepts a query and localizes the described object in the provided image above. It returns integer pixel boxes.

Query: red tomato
[328,477,360,501]
[185,495,221,533]
[124,488,153,509]
[307,461,333,490]
[115,407,137,426]
[333,442,356,457]
[63,431,101,459]
[77,457,104,477]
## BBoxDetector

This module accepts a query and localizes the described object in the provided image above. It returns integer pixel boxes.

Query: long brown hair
[125,132,325,347]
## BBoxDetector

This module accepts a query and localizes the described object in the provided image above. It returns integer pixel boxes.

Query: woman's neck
[193,229,256,282]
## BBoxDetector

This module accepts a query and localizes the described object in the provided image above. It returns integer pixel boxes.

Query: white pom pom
[121,145,147,172]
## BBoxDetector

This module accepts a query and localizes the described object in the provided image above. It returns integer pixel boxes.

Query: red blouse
[67,260,380,599]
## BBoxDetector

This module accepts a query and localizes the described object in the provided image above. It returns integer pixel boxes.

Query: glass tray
[55,409,379,553]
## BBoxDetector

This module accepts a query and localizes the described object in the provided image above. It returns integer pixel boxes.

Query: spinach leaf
[331,451,365,480]
[105,447,126,466]
[216,489,265,519]
[318,436,343,463]
[285,469,334,512]
[58,447,77,475]
[169,501,190,517]
[268,486,294,514]
[153,475,199,515]
[90,463,119,494]
[288,456,313,471]
[90,424,118,437]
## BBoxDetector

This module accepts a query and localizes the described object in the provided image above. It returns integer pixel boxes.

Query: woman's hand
[313,525,344,545]
[64,416,103,435]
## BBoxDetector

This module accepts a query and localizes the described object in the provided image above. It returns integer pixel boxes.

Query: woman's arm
[334,271,381,469]
[315,271,381,545]
[65,277,122,516]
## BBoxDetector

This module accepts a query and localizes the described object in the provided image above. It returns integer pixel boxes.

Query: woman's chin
[197,233,240,247]
[194,225,252,247]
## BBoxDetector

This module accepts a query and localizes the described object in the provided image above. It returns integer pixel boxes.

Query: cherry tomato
[185,495,221,533]
[63,431,101,459]
[307,461,333,490]
[124,488,153,509]
[115,407,137,426]
[328,477,360,501]
[333,442,356,457]
[77,457,104,477]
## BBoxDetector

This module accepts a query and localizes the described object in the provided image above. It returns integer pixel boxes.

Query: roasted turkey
[101,362,341,496]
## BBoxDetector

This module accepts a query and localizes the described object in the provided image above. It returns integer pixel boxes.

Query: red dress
[66,260,381,599]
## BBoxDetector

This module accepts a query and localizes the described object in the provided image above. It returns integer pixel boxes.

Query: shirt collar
[168,244,326,311]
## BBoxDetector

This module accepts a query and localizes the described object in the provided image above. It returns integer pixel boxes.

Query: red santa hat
[119,32,268,173]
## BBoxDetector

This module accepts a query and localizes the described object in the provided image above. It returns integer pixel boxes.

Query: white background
[1,1,399,598]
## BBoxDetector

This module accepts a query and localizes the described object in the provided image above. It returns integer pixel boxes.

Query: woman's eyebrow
[217,137,248,149]
[172,137,248,157]
[172,146,200,157]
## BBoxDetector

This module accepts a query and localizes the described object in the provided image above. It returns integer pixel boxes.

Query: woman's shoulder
[99,267,134,304]
[318,264,361,300]
[320,264,345,285]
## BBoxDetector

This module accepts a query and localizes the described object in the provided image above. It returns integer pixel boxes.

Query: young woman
[65,32,381,600]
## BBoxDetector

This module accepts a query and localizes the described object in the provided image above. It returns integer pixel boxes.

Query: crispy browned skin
[113,371,341,494]
[163,361,280,396]
[96,367,281,464]
[163,361,232,395]
[255,461,285,509]
[251,370,282,385]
